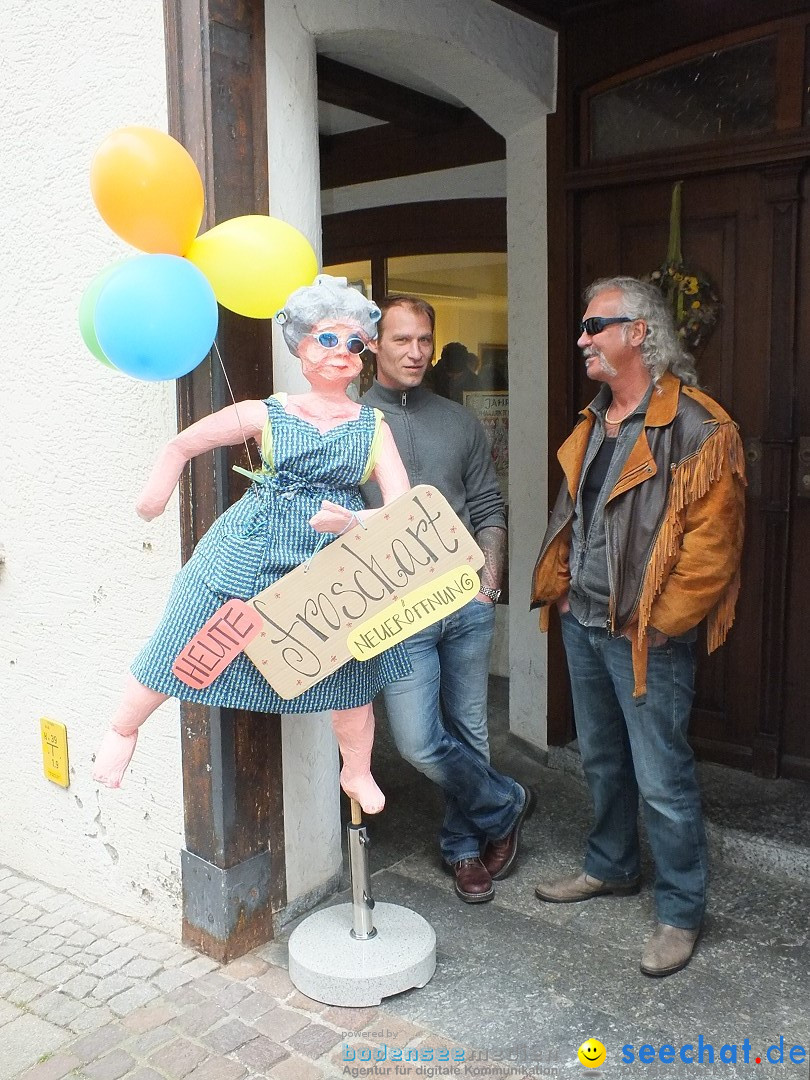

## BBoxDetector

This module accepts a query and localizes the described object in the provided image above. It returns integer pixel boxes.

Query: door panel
[781,166,810,779]
[574,168,806,775]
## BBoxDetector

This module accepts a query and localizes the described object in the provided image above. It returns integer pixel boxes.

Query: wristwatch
[479,585,502,603]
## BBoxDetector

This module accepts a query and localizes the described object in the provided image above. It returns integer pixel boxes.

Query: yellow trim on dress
[360,408,384,484]
[233,394,381,485]
[260,392,286,473]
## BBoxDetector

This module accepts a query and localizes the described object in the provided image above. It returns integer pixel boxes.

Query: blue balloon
[94,254,218,381]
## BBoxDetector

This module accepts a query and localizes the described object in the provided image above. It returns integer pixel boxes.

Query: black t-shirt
[581,436,617,534]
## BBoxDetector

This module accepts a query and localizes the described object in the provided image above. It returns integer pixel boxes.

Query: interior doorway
[324,249,511,616]
[324,252,507,391]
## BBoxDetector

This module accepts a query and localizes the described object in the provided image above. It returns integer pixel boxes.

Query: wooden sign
[243,485,484,699]
[347,565,480,661]
[173,599,262,689]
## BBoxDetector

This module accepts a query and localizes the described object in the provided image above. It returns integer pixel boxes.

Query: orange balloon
[90,126,204,255]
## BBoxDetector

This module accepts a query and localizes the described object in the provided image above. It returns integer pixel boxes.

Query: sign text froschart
[243,485,484,698]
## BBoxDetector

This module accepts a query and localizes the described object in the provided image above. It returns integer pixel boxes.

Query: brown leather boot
[481,787,536,880]
[448,858,495,903]
[534,872,640,903]
[640,923,700,977]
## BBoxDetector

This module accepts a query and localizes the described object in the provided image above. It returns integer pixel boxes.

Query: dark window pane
[590,37,777,162]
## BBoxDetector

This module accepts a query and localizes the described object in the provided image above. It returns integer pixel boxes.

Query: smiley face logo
[577,1039,606,1068]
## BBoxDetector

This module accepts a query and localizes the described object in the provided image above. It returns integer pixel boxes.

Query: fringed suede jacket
[531,372,746,697]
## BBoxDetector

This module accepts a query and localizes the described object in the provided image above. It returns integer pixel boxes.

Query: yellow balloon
[186,215,318,319]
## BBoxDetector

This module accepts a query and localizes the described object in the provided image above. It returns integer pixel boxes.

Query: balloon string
[212,339,261,503]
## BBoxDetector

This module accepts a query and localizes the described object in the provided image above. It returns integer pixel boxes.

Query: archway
[265,0,557,912]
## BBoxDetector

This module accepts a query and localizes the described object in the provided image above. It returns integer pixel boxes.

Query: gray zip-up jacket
[360,381,506,536]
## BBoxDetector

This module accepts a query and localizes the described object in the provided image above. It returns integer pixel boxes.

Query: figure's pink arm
[310,422,410,533]
[136,400,267,520]
[371,423,410,504]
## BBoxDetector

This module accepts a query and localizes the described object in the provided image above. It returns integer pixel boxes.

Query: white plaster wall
[507,118,550,751]
[321,161,507,216]
[1,2,185,930]
[295,0,556,136]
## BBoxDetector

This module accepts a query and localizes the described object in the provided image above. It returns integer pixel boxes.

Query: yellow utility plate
[40,718,69,788]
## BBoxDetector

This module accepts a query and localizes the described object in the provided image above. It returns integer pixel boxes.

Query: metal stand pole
[288,793,436,1006]
[348,799,376,939]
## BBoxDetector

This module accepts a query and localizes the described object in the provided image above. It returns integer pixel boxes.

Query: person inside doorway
[432,340,481,404]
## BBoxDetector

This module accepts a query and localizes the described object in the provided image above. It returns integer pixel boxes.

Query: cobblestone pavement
[0,865,537,1080]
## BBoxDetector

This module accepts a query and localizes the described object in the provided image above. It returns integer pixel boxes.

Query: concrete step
[547,744,810,886]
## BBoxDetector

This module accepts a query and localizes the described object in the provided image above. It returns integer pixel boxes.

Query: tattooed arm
[463,414,507,602]
[475,525,507,599]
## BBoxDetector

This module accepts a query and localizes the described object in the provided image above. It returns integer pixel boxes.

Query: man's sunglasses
[579,316,632,336]
[306,331,368,354]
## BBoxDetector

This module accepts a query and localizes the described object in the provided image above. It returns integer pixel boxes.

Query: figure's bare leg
[330,704,385,814]
[92,674,169,788]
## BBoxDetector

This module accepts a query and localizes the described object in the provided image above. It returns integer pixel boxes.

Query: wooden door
[782,165,810,780]
[573,165,809,779]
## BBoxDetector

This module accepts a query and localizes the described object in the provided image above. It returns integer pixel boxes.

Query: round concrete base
[288,902,436,1006]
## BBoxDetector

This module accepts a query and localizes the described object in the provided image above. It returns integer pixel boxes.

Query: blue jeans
[560,611,707,928]
[381,599,524,865]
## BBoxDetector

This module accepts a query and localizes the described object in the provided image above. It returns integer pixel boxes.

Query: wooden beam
[488,0,563,28]
[323,199,506,265]
[565,0,810,92]
[489,0,624,30]
[163,0,285,963]
[317,55,464,131]
[320,111,505,189]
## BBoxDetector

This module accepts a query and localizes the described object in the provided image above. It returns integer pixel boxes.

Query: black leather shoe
[447,858,495,903]
[481,787,536,880]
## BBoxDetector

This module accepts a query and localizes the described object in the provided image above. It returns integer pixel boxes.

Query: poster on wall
[463,390,509,501]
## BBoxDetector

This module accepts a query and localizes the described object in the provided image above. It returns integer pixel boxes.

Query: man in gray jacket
[362,294,534,903]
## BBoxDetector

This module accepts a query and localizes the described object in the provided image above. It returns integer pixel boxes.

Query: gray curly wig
[275,274,381,355]
[584,276,699,387]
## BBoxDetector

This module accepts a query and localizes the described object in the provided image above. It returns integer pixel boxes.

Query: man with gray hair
[531,276,746,976]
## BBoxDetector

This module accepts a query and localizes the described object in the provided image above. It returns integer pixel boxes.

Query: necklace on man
[605,402,636,425]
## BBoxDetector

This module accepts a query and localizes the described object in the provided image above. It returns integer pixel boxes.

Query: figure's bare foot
[339,767,385,814]
[92,729,138,788]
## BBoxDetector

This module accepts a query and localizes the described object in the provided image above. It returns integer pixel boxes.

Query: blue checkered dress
[131,397,411,711]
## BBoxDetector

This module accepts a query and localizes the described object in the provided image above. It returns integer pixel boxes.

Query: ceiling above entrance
[316,56,505,190]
